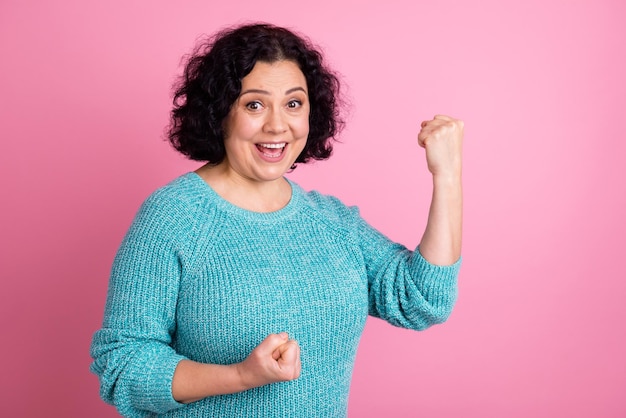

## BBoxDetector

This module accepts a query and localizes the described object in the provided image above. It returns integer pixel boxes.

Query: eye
[245,101,263,111]
[287,99,302,109]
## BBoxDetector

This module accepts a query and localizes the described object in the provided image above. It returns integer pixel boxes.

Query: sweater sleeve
[349,206,461,330]
[90,191,190,417]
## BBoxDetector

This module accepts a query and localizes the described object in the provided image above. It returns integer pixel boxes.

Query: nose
[263,107,287,134]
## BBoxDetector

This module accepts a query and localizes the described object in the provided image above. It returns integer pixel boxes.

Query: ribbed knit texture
[90,172,461,417]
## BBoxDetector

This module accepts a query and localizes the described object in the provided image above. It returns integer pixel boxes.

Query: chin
[256,167,292,182]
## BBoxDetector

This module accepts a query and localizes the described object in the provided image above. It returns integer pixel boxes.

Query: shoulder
[137,172,221,229]
[131,173,211,239]
[290,181,360,228]
[142,173,207,213]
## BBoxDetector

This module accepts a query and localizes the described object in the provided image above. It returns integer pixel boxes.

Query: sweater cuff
[132,350,187,413]
[411,248,461,309]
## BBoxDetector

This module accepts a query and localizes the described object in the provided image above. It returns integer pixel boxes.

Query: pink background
[1,0,625,416]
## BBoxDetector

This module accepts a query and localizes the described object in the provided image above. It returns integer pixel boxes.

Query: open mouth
[256,142,286,158]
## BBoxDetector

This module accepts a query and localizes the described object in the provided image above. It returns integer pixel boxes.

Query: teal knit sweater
[90,173,460,417]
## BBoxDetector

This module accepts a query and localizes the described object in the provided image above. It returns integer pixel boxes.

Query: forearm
[171,360,248,404]
[418,173,462,265]
[171,333,301,404]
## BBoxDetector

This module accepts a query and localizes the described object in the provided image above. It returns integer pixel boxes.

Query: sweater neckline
[184,172,302,221]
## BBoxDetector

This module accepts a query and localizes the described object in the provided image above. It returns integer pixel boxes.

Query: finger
[294,342,301,377]
[278,341,299,362]
[420,118,449,135]
[417,130,429,148]
[294,345,302,378]
[277,341,300,379]
[259,332,289,356]
[418,119,432,147]
[434,115,464,131]
[296,358,301,377]
[272,337,298,360]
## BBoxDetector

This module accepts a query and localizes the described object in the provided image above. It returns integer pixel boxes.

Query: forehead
[242,60,307,91]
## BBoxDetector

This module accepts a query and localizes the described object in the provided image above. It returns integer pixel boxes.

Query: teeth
[258,143,286,149]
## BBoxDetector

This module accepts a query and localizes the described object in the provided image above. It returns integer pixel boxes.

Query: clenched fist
[417,115,464,178]
[236,332,301,389]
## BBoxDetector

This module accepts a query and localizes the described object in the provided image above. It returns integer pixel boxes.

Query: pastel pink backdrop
[1,0,625,417]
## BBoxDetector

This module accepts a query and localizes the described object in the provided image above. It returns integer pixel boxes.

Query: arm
[89,192,193,416]
[91,191,301,415]
[356,115,463,330]
[417,115,464,265]
[172,333,301,403]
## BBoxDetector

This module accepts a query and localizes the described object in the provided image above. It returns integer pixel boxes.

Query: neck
[195,163,292,213]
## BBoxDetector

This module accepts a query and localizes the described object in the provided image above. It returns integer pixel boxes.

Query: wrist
[233,361,251,391]
[432,171,462,188]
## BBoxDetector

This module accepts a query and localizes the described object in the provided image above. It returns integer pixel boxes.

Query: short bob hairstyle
[167,23,344,166]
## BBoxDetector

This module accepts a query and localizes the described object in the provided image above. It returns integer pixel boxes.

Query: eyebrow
[239,87,307,97]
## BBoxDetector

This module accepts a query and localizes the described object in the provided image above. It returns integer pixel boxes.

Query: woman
[90,23,464,417]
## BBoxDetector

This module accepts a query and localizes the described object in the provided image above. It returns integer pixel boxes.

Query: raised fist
[417,115,464,178]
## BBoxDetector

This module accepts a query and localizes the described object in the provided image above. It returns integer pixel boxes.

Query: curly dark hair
[167,23,344,166]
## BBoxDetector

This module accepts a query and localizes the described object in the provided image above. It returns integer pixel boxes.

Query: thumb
[274,340,300,365]
[255,332,289,359]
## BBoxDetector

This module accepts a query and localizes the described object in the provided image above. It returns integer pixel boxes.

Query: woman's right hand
[236,332,301,388]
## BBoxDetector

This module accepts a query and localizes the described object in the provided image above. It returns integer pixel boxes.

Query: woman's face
[221,60,310,184]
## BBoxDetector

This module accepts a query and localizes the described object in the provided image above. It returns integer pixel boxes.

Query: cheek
[295,113,310,138]
[225,112,260,140]
[298,124,310,139]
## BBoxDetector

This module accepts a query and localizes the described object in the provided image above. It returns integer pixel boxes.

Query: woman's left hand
[417,115,464,178]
